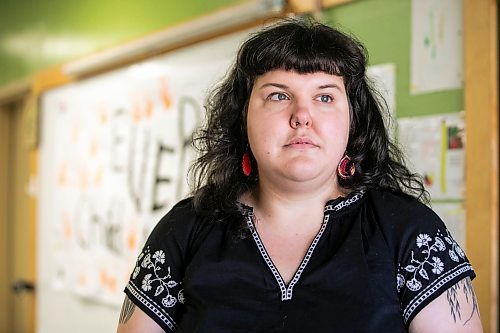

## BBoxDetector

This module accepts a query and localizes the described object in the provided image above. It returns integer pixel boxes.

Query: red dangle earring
[337,155,355,179]
[242,149,252,177]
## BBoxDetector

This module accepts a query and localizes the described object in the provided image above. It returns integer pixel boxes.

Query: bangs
[237,20,365,80]
[248,46,342,76]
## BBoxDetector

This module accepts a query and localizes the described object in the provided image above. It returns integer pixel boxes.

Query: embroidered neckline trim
[238,190,364,215]
[324,190,364,213]
[240,190,364,301]
[245,212,330,301]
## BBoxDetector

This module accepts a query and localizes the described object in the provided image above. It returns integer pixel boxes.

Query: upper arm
[387,195,477,326]
[117,200,195,332]
[117,295,165,333]
[408,277,483,333]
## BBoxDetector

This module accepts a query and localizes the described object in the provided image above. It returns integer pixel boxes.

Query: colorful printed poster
[398,113,465,201]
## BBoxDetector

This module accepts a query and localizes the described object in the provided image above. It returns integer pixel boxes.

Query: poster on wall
[397,113,465,201]
[410,0,463,94]
[38,30,250,306]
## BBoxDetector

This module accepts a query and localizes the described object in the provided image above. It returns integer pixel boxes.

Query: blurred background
[0,0,498,332]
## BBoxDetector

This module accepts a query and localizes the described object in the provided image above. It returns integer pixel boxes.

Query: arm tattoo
[119,296,136,324]
[446,277,480,325]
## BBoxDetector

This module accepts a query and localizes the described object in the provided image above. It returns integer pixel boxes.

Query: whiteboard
[37,28,253,333]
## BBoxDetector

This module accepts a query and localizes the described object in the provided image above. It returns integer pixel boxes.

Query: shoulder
[362,191,475,327]
[163,197,197,219]
[364,189,440,229]
[365,189,429,214]
[362,189,455,257]
[146,197,206,248]
[154,197,197,228]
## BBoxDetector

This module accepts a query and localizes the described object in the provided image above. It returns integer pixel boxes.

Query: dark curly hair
[189,18,428,221]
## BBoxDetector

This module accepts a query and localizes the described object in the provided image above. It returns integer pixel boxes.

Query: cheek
[246,121,266,157]
[246,120,262,146]
[248,113,282,138]
[246,108,259,141]
[325,113,349,136]
[322,119,350,154]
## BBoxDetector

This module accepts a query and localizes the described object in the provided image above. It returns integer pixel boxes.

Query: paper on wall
[398,113,465,201]
[367,63,396,137]
[410,0,463,94]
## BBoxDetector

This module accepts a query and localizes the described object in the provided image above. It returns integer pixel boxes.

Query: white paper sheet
[367,63,396,136]
[410,0,463,94]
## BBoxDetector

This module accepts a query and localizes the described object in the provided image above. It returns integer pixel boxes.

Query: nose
[290,104,312,129]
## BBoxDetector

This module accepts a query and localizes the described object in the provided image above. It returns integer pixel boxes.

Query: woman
[117,19,483,332]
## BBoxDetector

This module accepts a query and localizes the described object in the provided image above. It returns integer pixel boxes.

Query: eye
[316,95,333,103]
[268,92,289,101]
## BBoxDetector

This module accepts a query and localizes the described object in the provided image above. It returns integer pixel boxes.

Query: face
[246,69,350,190]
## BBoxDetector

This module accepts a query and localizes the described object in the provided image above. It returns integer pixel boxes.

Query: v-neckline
[239,190,365,301]
[245,211,330,301]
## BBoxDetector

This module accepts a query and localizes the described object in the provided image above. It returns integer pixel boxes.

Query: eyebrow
[259,83,343,90]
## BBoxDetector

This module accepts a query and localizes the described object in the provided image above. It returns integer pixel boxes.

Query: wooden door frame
[464,0,499,332]
[0,103,12,333]
[0,78,33,333]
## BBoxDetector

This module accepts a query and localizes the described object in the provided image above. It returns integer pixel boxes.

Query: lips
[285,137,318,147]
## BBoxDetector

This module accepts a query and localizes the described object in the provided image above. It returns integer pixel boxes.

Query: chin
[284,166,323,182]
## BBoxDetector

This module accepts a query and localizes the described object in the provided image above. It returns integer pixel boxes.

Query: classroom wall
[325,0,463,117]
[0,0,465,116]
[0,0,242,88]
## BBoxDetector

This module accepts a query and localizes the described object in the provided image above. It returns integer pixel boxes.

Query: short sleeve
[393,198,475,327]
[124,199,195,332]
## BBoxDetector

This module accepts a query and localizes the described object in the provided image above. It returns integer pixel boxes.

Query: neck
[243,179,346,230]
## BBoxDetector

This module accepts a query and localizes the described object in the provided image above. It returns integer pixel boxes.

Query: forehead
[254,69,345,88]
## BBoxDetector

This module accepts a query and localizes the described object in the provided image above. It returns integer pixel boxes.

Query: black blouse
[124,190,475,332]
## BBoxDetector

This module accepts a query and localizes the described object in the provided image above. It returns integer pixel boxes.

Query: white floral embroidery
[399,230,449,292]
[132,253,145,279]
[431,256,444,274]
[142,253,152,268]
[444,229,465,262]
[416,234,431,248]
[132,247,182,309]
[406,278,422,291]
[162,295,177,308]
[142,274,152,291]
[153,250,166,264]
[435,237,446,251]
[178,289,185,304]
[396,273,405,292]
[132,266,140,279]
[397,228,474,325]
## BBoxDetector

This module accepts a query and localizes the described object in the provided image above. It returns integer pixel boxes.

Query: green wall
[325,0,463,117]
[0,0,463,118]
[0,0,242,87]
